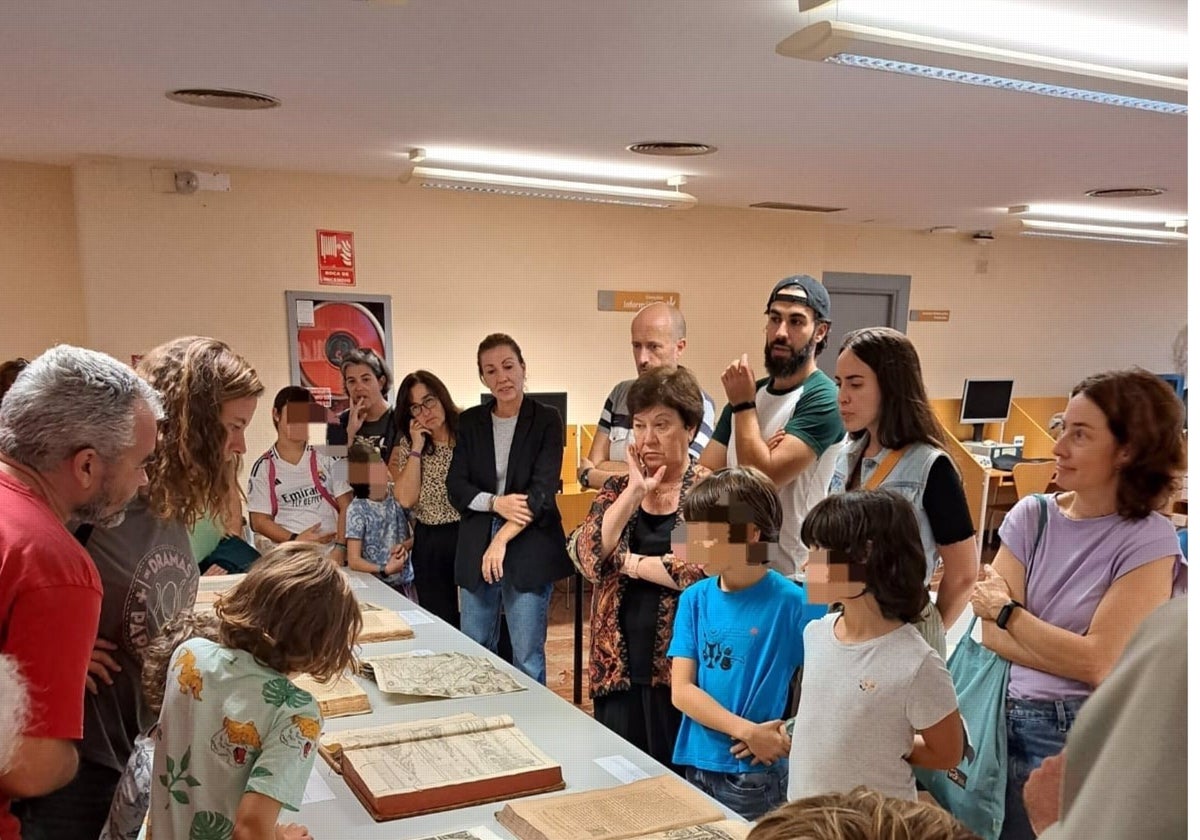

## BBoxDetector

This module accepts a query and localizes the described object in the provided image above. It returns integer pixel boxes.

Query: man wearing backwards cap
[699,275,844,580]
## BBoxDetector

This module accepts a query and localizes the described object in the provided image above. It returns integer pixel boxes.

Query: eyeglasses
[410,395,440,415]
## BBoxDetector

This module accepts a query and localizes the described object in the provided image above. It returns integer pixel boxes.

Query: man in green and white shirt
[700,275,845,579]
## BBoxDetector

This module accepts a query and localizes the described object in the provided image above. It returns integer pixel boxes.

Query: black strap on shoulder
[73,523,94,547]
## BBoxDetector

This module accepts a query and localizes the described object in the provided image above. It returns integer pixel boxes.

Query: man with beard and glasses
[700,275,844,580]
[0,346,161,840]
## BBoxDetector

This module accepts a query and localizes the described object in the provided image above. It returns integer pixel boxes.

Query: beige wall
[3,158,1187,461]
[0,161,86,359]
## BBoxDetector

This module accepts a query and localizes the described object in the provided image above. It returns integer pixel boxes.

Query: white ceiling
[0,0,1186,234]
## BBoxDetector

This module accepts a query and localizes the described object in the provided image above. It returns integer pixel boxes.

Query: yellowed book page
[194,573,246,611]
[364,651,524,697]
[628,821,750,840]
[320,713,490,752]
[495,775,725,840]
[292,672,371,718]
[358,602,414,641]
[351,724,559,798]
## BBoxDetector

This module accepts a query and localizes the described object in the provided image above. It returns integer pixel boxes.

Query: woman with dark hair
[831,326,978,656]
[970,367,1184,840]
[326,348,397,462]
[788,489,962,802]
[574,366,710,770]
[389,370,463,627]
[447,335,572,682]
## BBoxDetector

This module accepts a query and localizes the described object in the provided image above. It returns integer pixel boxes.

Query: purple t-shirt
[999,494,1181,701]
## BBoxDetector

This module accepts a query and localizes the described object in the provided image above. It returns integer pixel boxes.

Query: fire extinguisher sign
[316,230,356,286]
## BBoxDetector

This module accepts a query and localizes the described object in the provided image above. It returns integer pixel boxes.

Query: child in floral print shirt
[150,544,362,840]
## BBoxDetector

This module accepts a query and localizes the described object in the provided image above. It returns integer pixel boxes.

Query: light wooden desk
[976,469,1014,551]
[555,484,597,705]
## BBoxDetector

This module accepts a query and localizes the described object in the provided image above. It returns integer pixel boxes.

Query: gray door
[818,272,911,380]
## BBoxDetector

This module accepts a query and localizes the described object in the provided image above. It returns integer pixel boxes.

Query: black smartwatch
[996,600,1024,630]
[731,401,756,414]
[578,467,592,489]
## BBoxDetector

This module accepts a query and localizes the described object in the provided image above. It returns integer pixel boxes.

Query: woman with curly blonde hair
[14,336,264,840]
[748,786,980,840]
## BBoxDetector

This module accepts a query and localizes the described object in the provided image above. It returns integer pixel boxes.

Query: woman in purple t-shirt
[971,368,1184,840]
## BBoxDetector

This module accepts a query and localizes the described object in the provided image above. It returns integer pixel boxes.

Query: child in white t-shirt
[247,387,353,563]
[788,488,962,802]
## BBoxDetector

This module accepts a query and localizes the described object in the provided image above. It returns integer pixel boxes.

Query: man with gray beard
[0,346,161,840]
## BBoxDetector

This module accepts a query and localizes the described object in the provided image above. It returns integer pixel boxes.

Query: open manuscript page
[362,651,525,697]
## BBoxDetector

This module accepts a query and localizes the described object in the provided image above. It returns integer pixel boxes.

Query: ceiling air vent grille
[626,142,716,156]
[165,89,281,110]
[751,202,846,213]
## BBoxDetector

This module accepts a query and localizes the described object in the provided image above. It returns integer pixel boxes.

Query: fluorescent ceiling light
[1021,231,1176,247]
[418,147,680,182]
[776,21,1187,113]
[1019,219,1187,244]
[819,0,1186,74]
[1009,204,1187,225]
[411,167,696,210]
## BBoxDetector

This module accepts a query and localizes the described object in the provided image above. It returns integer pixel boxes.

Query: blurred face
[804,548,868,605]
[220,395,259,459]
[349,458,391,499]
[275,401,319,444]
[479,346,526,403]
[408,383,446,432]
[74,400,158,526]
[631,313,684,375]
[835,349,882,436]
[632,405,694,473]
[343,363,384,404]
[1052,394,1127,493]
[671,520,759,576]
[764,302,827,379]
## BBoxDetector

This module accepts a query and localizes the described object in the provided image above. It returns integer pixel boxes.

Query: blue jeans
[685,763,788,822]
[1001,697,1085,840]
[460,578,553,684]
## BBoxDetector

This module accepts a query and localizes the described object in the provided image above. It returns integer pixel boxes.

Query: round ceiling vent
[627,142,717,157]
[1084,187,1165,199]
[165,89,281,110]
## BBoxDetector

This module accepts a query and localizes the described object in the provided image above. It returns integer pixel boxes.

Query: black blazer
[447,397,573,592]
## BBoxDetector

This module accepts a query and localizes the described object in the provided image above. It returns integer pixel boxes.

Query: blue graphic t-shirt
[345,495,413,588]
[669,570,824,773]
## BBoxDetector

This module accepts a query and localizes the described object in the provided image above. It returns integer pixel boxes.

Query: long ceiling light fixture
[776,20,1187,114]
[412,167,697,210]
[1018,219,1187,246]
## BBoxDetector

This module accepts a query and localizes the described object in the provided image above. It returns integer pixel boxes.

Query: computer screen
[1157,373,1185,400]
[959,379,1014,440]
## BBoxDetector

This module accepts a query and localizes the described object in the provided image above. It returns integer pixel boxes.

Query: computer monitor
[1158,373,1185,400]
[479,391,568,434]
[959,379,1014,442]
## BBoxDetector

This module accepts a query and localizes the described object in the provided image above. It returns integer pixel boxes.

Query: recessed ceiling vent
[750,202,846,213]
[1085,187,1165,199]
[627,142,716,156]
[165,89,281,110]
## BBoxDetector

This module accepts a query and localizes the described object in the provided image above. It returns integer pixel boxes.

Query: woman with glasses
[389,370,463,627]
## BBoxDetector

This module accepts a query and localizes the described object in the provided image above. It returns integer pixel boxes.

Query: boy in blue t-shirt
[668,466,825,821]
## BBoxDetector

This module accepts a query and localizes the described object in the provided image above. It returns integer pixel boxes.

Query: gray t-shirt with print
[788,614,958,802]
[81,496,198,771]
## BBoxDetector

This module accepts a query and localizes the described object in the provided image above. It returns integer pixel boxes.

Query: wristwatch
[731,401,756,413]
[996,600,1024,630]
[578,467,591,489]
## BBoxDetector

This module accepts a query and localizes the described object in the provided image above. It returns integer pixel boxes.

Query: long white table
[298,570,742,838]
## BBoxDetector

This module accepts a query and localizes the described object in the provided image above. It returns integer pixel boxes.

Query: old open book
[319,713,563,821]
[495,775,748,840]
[361,651,525,698]
[358,601,415,642]
[292,671,371,718]
[194,573,246,611]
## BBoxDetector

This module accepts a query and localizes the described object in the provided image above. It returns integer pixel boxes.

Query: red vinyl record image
[296,301,388,394]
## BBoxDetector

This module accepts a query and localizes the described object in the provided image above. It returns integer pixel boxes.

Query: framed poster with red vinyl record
[284,290,394,416]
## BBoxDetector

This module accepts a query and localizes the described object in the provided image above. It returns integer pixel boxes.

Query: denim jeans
[460,578,553,684]
[685,763,788,822]
[1001,697,1085,840]
[12,757,121,840]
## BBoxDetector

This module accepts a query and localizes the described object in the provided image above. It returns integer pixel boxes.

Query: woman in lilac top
[971,368,1184,840]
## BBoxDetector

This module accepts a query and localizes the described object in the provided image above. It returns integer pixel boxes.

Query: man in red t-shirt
[0,346,161,840]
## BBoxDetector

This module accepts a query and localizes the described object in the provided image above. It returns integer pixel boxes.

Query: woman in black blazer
[447,333,572,684]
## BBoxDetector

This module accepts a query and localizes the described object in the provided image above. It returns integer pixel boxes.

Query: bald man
[578,302,715,490]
